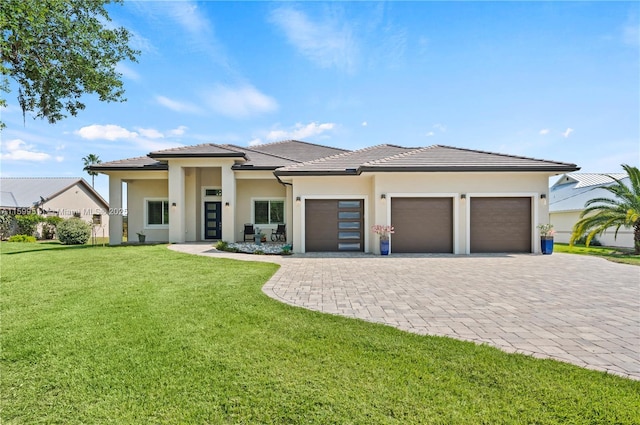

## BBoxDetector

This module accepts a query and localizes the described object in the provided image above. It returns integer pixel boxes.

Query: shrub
[15,213,43,236]
[575,234,602,246]
[215,241,229,251]
[0,214,17,240]
[57,218,92,245]
[7,234,36,243]
[42,216,64,240]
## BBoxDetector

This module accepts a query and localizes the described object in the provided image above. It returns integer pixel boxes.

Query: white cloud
[204,84,278,118]
[167,125,188,137]
[270,6,357,73]
[0,139,51,161]
[75,124,138,141]
[55,144,65,151]
[137,127,164,139]
[248,138,263,147]
[433,123,447,132]
[155,95,202,114]
[116,63,140,81]
[266,122,335,142]
[562,128,574,138]
[539,129,550,135]
[55,156,64,162]
[426,131,435,137]
[361,121,368,127]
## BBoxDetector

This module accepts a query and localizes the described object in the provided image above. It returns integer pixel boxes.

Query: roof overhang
[148,152,246,159]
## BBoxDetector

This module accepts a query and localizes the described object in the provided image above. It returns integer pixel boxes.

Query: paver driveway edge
[168,244,640,380]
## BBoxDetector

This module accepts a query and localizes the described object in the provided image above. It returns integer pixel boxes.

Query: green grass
[1,243,639,424]
[554,243,640,266]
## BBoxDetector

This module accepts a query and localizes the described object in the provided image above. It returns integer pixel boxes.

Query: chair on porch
[243,223,255,242]
[271,224,286,242]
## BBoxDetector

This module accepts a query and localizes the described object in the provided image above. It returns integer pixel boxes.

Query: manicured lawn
[1,243,639,424]
[554,243,640,266]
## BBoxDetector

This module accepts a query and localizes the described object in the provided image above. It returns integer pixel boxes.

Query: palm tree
[570,164,640,254]
[82,154,102,188]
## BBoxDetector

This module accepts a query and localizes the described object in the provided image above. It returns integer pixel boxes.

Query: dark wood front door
[204,202,222,240]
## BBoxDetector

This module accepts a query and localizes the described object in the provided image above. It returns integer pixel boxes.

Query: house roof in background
[0,177,108,209]
[551,173,627,189]
[550,172,630,212]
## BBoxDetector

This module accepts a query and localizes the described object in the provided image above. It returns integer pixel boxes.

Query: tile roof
[275,145,415,174]
[248,140,349,163]
[148,143,246,158]
[90,156,167,171]
[221,145,299,169]
[361,145,579,172]
[0,177,107,208]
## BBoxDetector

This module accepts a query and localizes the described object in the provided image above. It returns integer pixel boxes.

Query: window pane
[270,201,284,224]
[338,231,360,239]
[148,201,163,225]
[163,201,169,224]
[255,201,269,224]
[338,201,360,208]
[338,242,361,251]
[339,221,360,229]
[338,211,360,219]
[205,189,222,196]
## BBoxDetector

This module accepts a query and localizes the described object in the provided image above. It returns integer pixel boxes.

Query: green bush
[42,216,64,239]
[57,218,92,245]
[215,240,229,250]
[7,234,36,243]
[0,214,16,240]
[15,213,43,236]
[575,234,602,246]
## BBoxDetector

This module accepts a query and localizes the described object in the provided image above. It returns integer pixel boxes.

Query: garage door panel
[391,198,453,253]
[306,199,364,252]
[470,197,531,253]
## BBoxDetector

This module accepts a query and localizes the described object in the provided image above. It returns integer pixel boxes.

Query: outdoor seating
[271,224,286,242]
[243,223,255,242]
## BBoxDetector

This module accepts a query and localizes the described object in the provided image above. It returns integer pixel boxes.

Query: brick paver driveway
[170,244,639,380]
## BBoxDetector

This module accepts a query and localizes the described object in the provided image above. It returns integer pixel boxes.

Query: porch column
[221,164,236,242]
[168,164,185,243]
[108,176,123,245]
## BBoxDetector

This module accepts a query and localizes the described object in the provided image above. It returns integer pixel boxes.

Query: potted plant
[136,230,146,243]
[254,228,262,245]
[537,223,555,255]
[371,224,394,255]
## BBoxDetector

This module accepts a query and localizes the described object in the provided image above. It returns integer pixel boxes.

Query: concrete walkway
[169,244,640,380]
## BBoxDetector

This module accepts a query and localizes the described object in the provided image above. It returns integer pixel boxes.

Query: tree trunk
[635,222,640,255]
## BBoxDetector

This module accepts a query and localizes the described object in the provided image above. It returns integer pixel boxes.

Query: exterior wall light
[380,194,386,201]
[295,196,301,204]
[224,202,230,207]
[460,194,466,200]
[540,194,547,205]
[171,202,177,207]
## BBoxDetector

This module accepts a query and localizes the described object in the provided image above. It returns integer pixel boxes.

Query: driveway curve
[169,244,639,380]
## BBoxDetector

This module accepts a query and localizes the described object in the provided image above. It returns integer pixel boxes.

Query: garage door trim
[464,193,538,254]
[300,195,369,253]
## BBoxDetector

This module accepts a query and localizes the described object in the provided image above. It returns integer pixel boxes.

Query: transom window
[254,200,284,225]
[146,199,169,226]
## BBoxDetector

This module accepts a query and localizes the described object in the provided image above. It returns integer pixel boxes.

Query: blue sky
[1,1,638,200]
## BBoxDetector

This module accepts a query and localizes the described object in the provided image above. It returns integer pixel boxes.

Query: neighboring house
[92,140,578,254]
[0,177,110,238]
[549,173,633,248]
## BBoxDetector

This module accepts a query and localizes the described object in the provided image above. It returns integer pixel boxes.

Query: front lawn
[554,243,640,265]
[1,243,639,424]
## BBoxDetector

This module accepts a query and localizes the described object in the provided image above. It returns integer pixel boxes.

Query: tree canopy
[0,0,139,125]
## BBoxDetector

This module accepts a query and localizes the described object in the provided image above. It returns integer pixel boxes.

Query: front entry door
[204,202,222,240]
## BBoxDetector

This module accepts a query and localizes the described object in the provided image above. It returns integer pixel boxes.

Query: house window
[254,200,284,225]
[146,200,169,226]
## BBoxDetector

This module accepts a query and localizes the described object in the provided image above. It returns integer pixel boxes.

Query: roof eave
[274,170,362,176]
[359,165,581,173]
[90,165,169,172]
[148,153,246,159]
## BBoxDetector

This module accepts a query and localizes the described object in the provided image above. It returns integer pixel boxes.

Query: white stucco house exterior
[549,173,633,248]
[92,140,579,254]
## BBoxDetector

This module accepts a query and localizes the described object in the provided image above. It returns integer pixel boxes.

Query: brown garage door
[470,197,531,253]
[391,197,453,253]
[305,200,364,252]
